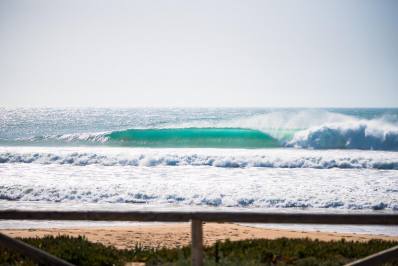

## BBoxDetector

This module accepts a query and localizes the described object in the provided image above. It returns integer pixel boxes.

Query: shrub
[0,235,397,265]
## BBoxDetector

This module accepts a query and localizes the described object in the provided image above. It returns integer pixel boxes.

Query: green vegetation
[0,235,397,266]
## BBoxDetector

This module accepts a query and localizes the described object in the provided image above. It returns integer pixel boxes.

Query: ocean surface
[0,108,397,234]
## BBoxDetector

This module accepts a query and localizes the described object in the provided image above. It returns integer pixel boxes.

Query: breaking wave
[1,150,398,169]
[106,128,280,148]
[1,184,396,211]
[17,128,281,148]
[5,110,398,151]
[288,120,398,150]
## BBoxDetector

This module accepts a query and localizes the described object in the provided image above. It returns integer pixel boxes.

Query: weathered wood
[0,232,75,266]
[0,210,191,222]
[190,212,398,225]
[0,210,397,225]
[345,245,398,266]
[191,219,203,266]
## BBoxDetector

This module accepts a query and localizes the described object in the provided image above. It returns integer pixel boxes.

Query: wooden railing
[0,210,397,266]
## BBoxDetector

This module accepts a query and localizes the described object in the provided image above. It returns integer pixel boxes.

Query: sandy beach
[2,223,397,250]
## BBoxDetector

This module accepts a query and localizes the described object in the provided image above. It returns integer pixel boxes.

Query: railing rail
[0,232,73,266]
[1,210,398,224]
[0,210,397,266]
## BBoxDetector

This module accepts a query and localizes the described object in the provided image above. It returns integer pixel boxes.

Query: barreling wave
[4,110,398,150]
[17,128,281,148]
[106,128,280,148]
[1,150,398,169]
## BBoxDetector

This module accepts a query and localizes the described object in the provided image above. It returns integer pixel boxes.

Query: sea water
[0,108,397,234]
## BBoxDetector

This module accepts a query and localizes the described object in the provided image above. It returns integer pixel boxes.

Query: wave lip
[106,127,280,148]
[20,132,109,144]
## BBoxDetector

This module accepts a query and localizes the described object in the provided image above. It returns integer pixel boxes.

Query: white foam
[289,119,398,150]
[1,146,398,169]
[1,159,397,211]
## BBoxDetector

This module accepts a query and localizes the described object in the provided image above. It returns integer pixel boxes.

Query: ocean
[0,108,397,233]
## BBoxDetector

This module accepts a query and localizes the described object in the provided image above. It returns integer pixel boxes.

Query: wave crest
[6,110,398,151]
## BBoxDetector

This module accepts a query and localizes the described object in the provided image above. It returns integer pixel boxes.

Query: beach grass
[1,235,397,265]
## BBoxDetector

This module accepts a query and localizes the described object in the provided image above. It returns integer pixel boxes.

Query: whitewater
[0,108,397,233]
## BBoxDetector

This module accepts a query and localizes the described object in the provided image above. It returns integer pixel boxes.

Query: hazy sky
[0,0,397,107]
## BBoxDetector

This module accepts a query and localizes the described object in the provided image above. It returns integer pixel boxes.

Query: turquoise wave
[106,128,280,148]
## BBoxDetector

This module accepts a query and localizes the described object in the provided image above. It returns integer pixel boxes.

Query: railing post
[191,219,203,266]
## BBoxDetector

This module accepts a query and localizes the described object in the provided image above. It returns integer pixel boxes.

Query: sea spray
[288,119,398,150]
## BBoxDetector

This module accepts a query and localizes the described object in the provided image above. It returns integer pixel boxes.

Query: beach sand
[2,223,397,249]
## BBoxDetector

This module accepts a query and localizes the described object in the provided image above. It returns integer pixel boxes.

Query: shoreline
[2,223,398,249]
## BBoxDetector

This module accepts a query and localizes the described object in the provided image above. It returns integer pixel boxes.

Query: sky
[0,0,397,108]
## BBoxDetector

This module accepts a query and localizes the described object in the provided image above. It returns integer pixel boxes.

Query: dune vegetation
[1,235,397,265]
